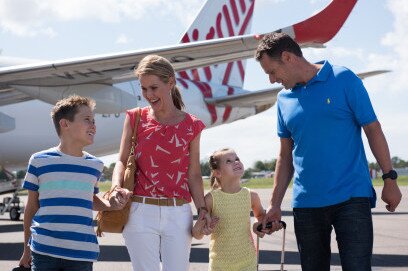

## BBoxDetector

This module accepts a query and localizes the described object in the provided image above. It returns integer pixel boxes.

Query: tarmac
[0,186,407,271]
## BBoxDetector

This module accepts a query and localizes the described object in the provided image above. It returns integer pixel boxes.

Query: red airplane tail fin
[289,0,358,45]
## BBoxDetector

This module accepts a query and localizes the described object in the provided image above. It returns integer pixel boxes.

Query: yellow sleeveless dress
[209,187,257,271]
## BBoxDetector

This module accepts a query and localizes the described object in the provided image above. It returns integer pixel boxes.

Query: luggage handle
[256,220,286,271]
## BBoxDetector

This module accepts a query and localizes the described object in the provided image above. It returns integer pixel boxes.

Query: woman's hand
[192,212,219,239]
[109,187,133,210]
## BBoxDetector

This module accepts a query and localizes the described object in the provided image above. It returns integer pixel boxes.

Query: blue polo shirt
[277,61,377,208]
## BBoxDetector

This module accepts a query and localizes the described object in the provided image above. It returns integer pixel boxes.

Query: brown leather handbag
[96,108,140,236]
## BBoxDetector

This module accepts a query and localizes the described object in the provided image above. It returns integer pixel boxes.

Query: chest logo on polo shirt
[326,98,331,104]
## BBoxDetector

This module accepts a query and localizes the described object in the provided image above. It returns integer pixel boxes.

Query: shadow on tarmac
[0,223,23,233]
[1,242,407,267]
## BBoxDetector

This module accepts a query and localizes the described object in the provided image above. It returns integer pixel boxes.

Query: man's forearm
[364,121,393,172]
[271,157,293,207]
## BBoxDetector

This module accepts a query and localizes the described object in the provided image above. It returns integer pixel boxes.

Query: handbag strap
[130,108,141,156]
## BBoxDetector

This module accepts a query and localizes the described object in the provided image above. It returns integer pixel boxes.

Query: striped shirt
[23,147,103,262]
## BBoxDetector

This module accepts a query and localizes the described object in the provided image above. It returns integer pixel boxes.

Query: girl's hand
[252,221,265,238]
[192,212,206,239]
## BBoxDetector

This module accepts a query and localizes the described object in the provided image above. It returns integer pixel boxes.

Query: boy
[18,95,132,270]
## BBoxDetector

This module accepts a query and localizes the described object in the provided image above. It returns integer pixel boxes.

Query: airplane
[0,0,361,171]
[0,167,19,195]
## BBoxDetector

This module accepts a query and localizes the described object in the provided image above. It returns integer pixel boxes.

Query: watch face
[389,170,398,180]
[383,170,398,180]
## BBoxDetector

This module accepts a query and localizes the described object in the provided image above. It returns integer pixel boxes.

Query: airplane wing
[0,0,357,106]
[207,70,390,108]
[205,87,281,108]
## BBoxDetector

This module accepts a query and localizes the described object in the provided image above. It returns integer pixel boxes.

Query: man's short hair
[255,32,303,61]
[51,95,95,136]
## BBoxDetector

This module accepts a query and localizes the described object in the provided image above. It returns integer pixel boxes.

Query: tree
[253,159,277,171]
[16,170,26,179]
[254,161,266,171]
[264,159,277,171]
[243,168,253,179]
[391,156,408,168]
[368,161,380,171]
[200,161,211,177]
[102,162,116,181]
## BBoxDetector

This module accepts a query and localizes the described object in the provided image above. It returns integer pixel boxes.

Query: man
[255,32,402,271]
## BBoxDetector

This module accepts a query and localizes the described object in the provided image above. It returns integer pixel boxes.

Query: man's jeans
[31,251,93,271]
[293,197,373,271]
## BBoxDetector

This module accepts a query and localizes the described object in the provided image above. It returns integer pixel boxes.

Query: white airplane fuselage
[0,0,359,170]
[0,77,255,169]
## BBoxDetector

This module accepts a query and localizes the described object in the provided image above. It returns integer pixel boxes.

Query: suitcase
[256,221,287,271]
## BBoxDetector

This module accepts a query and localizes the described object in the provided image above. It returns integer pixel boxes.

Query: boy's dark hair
[51,95,95,136]
[255,32,303,61]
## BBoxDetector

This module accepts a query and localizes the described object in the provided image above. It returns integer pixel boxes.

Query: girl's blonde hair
[134,54,185,110]
[208,148,234,189]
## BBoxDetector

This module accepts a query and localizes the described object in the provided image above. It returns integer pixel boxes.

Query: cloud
[115,34,129,44]
[201,110,278,168]
[304,46,365,64]
[363,0,408,160]
[378,0,408,93]
[0,0,202,37]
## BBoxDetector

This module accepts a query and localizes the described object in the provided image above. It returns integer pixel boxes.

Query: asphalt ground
[1,187,407,271]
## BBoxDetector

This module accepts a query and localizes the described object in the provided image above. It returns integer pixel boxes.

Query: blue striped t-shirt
[23,147,103,262]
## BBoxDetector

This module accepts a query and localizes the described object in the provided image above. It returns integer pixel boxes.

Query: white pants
[123,201,193,271]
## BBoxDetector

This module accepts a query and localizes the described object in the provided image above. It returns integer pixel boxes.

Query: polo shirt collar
[293,60,331,89]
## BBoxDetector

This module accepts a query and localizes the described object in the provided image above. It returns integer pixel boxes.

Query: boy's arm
[93,194,111,211]
[19,190,39,267]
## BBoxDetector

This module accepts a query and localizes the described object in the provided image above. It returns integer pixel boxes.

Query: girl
[193,148,265,271]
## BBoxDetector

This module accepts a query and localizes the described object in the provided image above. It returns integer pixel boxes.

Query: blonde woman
[110,55,212,271]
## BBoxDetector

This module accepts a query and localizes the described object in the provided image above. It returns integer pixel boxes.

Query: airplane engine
[10,84,137,114]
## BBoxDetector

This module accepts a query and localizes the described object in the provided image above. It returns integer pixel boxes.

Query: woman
[110,54,211,271]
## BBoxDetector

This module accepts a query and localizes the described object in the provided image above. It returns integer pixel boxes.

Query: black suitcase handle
[256,220,286,232]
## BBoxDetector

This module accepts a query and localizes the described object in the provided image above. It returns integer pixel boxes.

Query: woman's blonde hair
[208,148,234,190]
[134,55,184,110]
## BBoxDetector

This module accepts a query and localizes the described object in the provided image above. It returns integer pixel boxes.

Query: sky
[0,0,407,169]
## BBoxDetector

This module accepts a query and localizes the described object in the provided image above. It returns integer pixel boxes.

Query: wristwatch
[382,169,398,181]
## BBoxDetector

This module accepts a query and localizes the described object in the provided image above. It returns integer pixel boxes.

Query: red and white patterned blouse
[127,107,205,202]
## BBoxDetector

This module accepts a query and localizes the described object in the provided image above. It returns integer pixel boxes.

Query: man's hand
[382,181,402,212]
[260,205,283,234]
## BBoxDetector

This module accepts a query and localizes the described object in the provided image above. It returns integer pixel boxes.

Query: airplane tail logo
[178,0,255,88]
